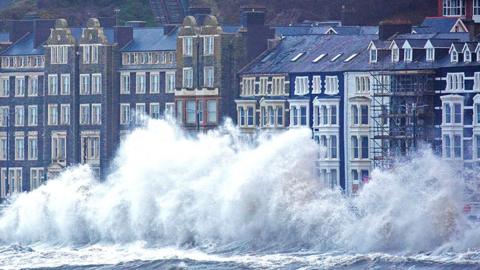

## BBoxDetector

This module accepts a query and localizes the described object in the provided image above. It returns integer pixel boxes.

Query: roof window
[344,53,358,62]
[291,52,305,62]
[312,54,327,63]
[330,53,343,62]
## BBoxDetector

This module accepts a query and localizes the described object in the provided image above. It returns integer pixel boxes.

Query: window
[120,73,130,94]
[276,106,283,127]
[312,76,321,94]
[0,135,6,160]
[454,103,462,123]
[352,136,359,159]
[48,74,58,95]
[15,136,24,160]
[7,168,22,194]
[60,104,70,125]
[91,74,102,94]
[272,77,285,95]
[291,52,305,62]
[150,73,160,94]
[445,103,452,124]
[0,107,8,127]
[28,105,37,126]
[135,103,146,125]
[313,53,327,63]
[370,48,377,63]
[325,76,339,95]
[197,100,204,124]
[322,105,328,125]
[47,104,58,125]
[330,105,337,125]
[464,49,472,62]
[176,101,183,123]
[82,45,99,64]
[0,77,9,97]
[14,106,24,126]
[15,77,25,96]
[361,105,369,125]
[183,68,193,88]
[81,135,100,162]
[166,72,175,93]
[344,53,358,62]
[186,100,196,124]
[355,76,370,93]
[331,53,343,62]
[404,48,412,62]
[443,0,465,16]
[475,0,480,16]
[80,104,90,125]
[446,73,464,91]
[361,136,369,159]
[330,135,337,159]
[120,104,130,125]
[150,103,160,119]
[239,107,245,126]
[454,134,462,158]
[426,48,435,62]
[474,72,480,91]
[51,132,67,162]
[80,74,90,95]
[294,77,309,95]
[204,36,214,55]
[476,103,480,124]
[352,105,359,125]
[242,77,256,96]
[165,103,175,119]
[352,170,359,184]
[183,37,193,56]
[91,104,101,125]
[207,100,217,124]
[204,66,214,88]
[50,46,68,64]
[391,46,399,62]
[30,168,44,191]
[27,136,38,160]
[61,74,70,95]
[136,73,146,94]
[451,50,458,63]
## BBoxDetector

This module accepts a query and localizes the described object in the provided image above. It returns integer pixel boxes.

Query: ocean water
[0,119,479,270]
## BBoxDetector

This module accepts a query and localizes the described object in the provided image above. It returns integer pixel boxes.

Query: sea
[0,120,478,270]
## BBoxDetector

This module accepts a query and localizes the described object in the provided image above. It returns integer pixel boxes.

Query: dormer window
[369,48,377,63]
[391,47,399,63]
[464,49,472,62]
[451,50,458,62]
[426,47,435,62]
[404,48,412,62]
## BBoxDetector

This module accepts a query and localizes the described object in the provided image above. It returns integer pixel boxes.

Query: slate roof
[419,17,458,33]
[1,33,44,56]
[240,34,377,75]
[121,27,177,52]
[274,26,378,36]
[0,32,9,43]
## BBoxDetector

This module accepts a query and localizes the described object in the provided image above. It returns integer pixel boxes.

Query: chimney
[379,21,412,41]
[463,20,480,41]
[33,19,55,48]
[188,6,211,25]
[125,21,146,28]
[240,5,275,62]
[240,5,267,27]
[114,26,133,48]
[9,20,34,43]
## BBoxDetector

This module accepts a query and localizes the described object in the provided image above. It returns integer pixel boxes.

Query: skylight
[312,53,327,63]
[291,52,305,62]
[330,53,343,62]
[344,53,358,62]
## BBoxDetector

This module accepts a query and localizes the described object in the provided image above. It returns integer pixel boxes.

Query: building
[175,7,273,131]
[438,0,480,23]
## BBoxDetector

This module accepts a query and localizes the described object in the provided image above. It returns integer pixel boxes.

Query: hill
[0,0,438,26]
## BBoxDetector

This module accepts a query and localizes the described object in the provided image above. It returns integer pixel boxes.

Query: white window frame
[204,66,214,88]
[48,104,58,126]
[28,76,38,97]
[80,104,90,125]
[15,76,25,97]
[91,104,102,125]
[48,74,58,95]
[183,67,193,88]
[120,73,130,94]
[14,135,24,160]
[294,76,309,96]
[60,104,70,125]
[0,77,9,97]
[60,74,70,95]
[91,73,102,94]
[136,73,146,94]
[150,72,160,94]
[27,135,38,160]
[325,76,339,95]
[183,37,193,56]
[27,105,38,126]
[120,103,131,125]
[204,36,215,55]
[80,74,90,95]
[165,72,175,93]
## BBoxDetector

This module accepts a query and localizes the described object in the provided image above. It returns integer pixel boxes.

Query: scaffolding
[370,70,435,169]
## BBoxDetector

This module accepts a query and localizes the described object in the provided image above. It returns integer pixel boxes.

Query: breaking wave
[0,119,478,255]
